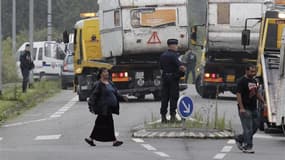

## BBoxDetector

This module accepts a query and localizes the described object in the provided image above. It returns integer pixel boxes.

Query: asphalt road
[0,85,284,160]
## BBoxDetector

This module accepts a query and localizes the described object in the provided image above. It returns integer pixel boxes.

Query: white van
[16,41,66,80]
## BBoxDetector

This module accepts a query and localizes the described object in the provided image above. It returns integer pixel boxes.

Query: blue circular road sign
[177,95,194,118]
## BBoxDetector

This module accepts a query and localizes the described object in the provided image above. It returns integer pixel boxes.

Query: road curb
[132,128,234,139]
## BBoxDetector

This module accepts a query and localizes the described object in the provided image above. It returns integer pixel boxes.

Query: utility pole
[12,0,16,56]
[0,0,2,95]
[29,0,34,85]
[47,0,52,41]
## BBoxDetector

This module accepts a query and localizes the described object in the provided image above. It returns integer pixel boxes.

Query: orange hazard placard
[147,32,161,44]
[276,0,285,5]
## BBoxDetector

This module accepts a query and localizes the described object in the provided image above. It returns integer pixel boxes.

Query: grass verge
[0,80,61,124]
[145,111,232,132]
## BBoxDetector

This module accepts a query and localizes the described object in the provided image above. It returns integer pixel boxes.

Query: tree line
[1,0,98,39]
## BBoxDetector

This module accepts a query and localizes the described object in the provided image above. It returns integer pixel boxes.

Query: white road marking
[167,132,176,137]
[141,144,157,151]
[3,118,48,127]
[221,146,232,153]
[213,153,226,159]
[50,114,61,118]
[132,138,144,143]
[0,137,3,141]
[158,132,167,137]
[148,132,158,137]
[154,152,170,157]
[227,140,235,144]
[58,108,70,112]
[49,96,77,118]
[54,111,65,115]
[35,134,61,140]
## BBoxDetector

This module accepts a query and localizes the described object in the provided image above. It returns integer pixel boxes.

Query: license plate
[226,75,235,82]
[135,72,144,79]
[81,86,88,90]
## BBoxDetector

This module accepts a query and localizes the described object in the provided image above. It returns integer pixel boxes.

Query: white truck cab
[16,41,66,80]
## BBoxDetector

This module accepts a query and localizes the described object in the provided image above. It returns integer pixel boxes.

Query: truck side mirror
[191,26,198,45]
[63,30,69,44]
[242,29,250,46]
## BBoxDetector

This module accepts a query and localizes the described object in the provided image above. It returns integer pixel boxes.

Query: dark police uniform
[20,49,33,92]
[159,39,184,121]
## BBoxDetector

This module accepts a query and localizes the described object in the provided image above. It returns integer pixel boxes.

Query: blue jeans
[236,109,259,149]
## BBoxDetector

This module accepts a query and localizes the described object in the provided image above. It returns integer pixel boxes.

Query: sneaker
[243,148,255,154]
[234,139,244,151]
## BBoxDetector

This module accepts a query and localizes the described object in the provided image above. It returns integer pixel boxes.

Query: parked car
[61,54,74,89]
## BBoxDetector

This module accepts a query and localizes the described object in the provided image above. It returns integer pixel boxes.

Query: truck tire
[195,74,217,98]
[78,93,87,101]
[61,79,67,89]
[281,117,285,136]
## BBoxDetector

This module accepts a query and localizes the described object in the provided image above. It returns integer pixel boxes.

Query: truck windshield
[131,8,177,28]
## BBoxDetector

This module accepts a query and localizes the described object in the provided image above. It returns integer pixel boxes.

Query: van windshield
[131,8,177,28]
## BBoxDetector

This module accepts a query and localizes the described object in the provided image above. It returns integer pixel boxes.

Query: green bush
[0,80,61,123]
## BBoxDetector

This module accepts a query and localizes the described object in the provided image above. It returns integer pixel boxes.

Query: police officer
[20,44,33,93]
[160,39,186,123]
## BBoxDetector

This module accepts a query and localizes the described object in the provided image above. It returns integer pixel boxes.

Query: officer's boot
[170,114,178,123]
[161,115,167,123]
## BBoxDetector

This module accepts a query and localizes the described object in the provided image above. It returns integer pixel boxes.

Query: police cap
[167,39,178,45]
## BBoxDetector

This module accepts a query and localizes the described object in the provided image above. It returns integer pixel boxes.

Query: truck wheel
[195,75,217,98]
[78,93,87,101]
[39,72,46,81]
[153,92,161,101]
[61,79,67,89]
[281,117,285,136]
[258,101,265,131]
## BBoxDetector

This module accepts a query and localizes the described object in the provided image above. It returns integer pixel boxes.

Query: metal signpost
[177,95,194,130]
[0,0,2,95]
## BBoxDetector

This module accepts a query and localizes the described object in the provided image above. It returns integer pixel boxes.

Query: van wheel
[39,72,46,81]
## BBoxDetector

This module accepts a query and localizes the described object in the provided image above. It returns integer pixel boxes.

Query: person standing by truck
[235,64,265,153]
[159,39,186,123]
[185,48,196,84]
[20,44,34,93]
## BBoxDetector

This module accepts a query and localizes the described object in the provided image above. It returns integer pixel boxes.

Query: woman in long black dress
[85,68,127,147]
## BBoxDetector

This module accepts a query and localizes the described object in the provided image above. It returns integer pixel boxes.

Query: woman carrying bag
[85,68,128,147]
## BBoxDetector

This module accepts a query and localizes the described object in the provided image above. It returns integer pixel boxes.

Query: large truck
[69,0,190,101]
[97,0,189,100]
[190,0,266,98]
[71,18,113,101]
[242,0,285,134]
